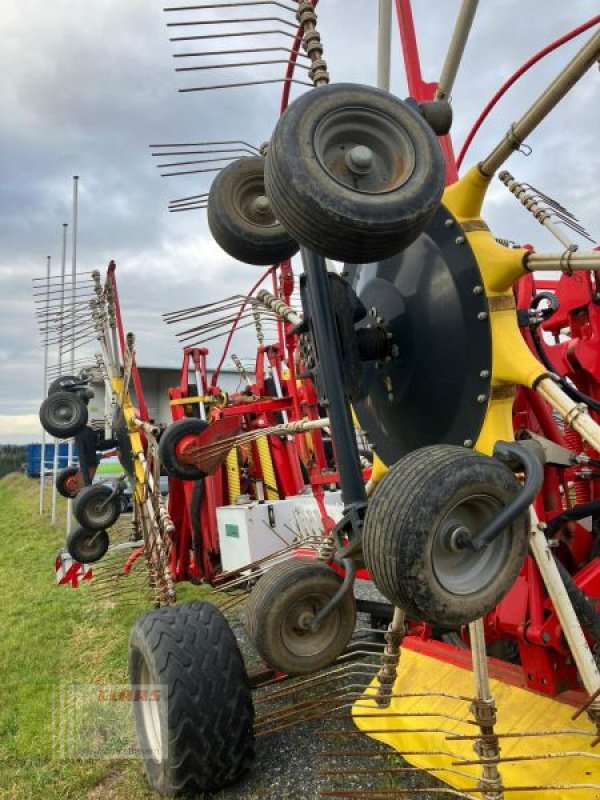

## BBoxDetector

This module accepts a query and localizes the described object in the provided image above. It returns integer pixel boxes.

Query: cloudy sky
[1,0,598,443]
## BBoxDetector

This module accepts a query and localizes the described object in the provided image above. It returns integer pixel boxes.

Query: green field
[0,474,200,800]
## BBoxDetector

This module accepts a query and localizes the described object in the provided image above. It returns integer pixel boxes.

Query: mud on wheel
[129,601,254,796]
[363,445,529,627]
[244,558,356,675]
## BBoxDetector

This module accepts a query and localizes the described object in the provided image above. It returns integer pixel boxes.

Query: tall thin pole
[39,255,51,515]
[377,0,392,91]
[51,223,68,526]
[434,0,479,102]
[66,177,79,537]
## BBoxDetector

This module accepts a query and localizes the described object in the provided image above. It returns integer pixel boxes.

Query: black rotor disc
[347,204,492,465]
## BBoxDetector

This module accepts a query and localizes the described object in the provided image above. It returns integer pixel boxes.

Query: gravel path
[214,583,442,800]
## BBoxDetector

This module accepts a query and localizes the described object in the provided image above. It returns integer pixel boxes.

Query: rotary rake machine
[41,1,600,798]
[37,262,177,604]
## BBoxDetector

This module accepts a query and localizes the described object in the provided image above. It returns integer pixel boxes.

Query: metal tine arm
[154,147,256,156]
[169,193,209,204]
[164,1,298,12]
[169,203,207,212]
[173,44,309,59]
[175,57,310,72]
[156,154,246,168]
[150,139,260,151]
[167,17,298,30]
[163,293,245,318]
[179,76,312,93]
[164,298,250,323]
[170,28,298,42]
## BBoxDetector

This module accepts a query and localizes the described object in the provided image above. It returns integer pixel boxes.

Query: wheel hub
[313,106,416,195]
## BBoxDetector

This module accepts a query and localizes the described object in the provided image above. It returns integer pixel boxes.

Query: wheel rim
[313,106,416,196]
[280,591,341,659]
[139,660,163,763]
[85,493,117,528]
[49,396,80,429]
[232,170,279,229]
[64,474,81,497]
[431,493,511,596]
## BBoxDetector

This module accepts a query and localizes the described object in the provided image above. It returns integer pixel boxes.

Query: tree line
[0,445,26,479]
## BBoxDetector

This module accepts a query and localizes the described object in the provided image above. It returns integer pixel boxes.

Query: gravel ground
[213,581,443,800]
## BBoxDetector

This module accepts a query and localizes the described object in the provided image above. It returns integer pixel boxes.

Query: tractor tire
[48,374,81,395]
[363,445,529,627]
[39,391,88,438]
[208,156,299,266]
[159,418,209,481]
[129,602,254,796]
[264,82,445,263]
[67,526,110,564]
[244,558,356,675]
[56,465,83,499]
[73,483,121,531]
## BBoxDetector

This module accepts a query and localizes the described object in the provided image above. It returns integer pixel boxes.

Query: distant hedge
[0,445,26,479]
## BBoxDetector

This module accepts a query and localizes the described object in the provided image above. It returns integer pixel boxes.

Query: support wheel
[56,466,83,499]
[67,526,109,564]
[73,483,121,531]
[39,391,88,438]
[159,418,208,481]
[363,445,529,627]
[208,156,299,265]
[244,558,356,675]
[129,602,254,796]
[264,83,445,263]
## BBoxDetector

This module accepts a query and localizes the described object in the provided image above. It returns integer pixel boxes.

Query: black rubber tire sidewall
[73,483,121,531]
[158,418,209,481]
[208,156,299,266]
[264,83,445,263]
[39,391,88,438]
[128,602,255,796]
[363,445,529,627]
[244,558,356,675]
[56,466,82,499]
[66,526,110,563]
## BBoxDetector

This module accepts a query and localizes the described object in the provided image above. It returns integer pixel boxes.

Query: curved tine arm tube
[529,507,600,706]
[537,377,600,453]
[435,0,479,102]
[525,250,600,273]
[479,27,600,177]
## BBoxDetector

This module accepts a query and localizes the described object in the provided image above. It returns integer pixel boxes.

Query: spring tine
[150,139,260,151]
[169,204,207,212]
[160,164,225,177]
[173,44,309,59]
[179,76,312,92]
[175,58,310,72]
[164,1,298,13]
[156,154,243,168]
[170,28,298,42]
[153,147,256,156]
[166,17,298,31]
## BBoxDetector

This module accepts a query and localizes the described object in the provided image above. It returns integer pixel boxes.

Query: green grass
[0,474,177,800]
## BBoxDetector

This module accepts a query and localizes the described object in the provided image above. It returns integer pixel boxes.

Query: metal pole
[434,0,479,101]
[377,0,393,91]
[300,248,367,513]
[66,177,79,538]
[51,223,68,526]
[525,250,600,272]
[480,27,600,177]
[39,255,51,515]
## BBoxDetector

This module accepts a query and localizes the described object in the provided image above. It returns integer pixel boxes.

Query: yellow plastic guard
[353,646,600,799]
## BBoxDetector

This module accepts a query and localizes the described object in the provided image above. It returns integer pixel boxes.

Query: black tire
[363,445,529,627]
[39,391,88,438]
[73,483,121,531]
[264,83,445,263]
[159,418,209,481]
[66,526,110,564]
[48,374,81,395]
[244,558,356,675]
[56,465,82,499]
[208,156,299,266]
[129,602,255,796]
